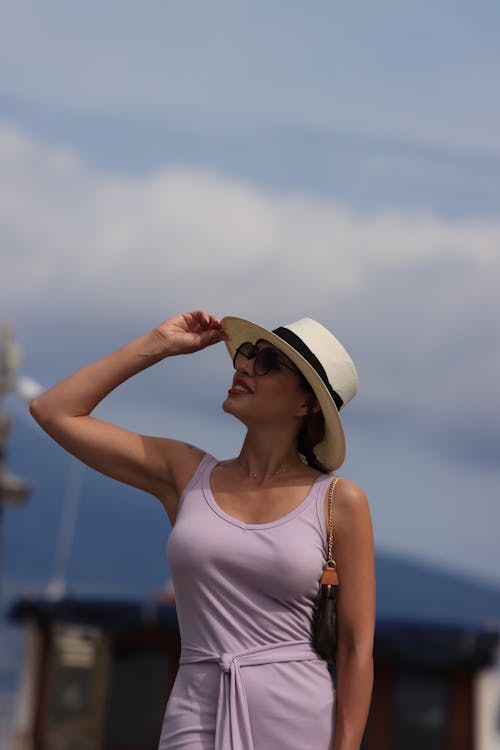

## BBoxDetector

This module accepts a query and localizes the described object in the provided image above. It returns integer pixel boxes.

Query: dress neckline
[202,456,327,530]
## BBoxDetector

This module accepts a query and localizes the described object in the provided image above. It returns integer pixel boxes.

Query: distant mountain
[376,552,500,631]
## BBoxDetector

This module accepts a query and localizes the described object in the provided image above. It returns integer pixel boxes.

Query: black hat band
[272,326,344,411]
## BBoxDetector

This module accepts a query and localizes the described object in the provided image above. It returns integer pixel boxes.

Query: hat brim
[221,316,345,471]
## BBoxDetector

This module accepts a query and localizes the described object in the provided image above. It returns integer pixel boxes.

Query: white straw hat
[221,316,358,471]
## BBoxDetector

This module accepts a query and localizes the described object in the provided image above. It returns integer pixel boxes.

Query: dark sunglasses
[233,341,300,376]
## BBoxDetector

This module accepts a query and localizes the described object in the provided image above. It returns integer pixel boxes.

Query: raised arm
[29,311,225,524]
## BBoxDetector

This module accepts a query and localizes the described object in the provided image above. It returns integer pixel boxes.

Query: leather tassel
[312,565,338,663]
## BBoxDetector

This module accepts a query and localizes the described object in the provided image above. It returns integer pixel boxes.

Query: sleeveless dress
[159,454,335,750]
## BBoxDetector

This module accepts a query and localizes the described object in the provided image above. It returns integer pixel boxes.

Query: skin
[30,309,375,750]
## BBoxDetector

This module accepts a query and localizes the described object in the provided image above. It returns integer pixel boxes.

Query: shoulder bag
[312,476,340,664]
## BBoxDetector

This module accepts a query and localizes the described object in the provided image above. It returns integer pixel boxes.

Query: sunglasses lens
[233,341,255,368]
[255,348,278,375]
[233,341,291,376]
[238,342,255,358]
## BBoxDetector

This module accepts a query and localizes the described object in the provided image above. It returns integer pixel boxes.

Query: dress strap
[178,452,217,506]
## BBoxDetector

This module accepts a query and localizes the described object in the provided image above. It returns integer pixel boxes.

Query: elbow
[30,394,83,436]
[338,642,373,667]
[336,631,374,668]
[336,643,374,689]
[29,394,54,429]
[29,396,42,423]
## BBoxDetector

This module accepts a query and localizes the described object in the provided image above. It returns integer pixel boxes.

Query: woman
[30,310,375,750]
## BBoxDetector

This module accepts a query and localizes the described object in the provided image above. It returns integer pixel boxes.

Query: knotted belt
[180,639,322,750]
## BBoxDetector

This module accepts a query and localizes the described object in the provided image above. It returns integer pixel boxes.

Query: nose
[235,355,256,376]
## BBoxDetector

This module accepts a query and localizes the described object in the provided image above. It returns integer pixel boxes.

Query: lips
[228,378,253,395]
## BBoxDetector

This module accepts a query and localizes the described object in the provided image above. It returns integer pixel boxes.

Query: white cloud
[1,124,499,437]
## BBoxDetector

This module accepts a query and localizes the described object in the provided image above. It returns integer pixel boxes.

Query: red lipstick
[228,378,253,395]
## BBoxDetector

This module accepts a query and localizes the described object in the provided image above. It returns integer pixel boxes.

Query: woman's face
[222,340,311,426]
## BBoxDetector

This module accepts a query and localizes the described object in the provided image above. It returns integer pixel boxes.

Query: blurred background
[1,2,499,748]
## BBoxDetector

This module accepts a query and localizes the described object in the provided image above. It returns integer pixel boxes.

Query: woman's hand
[153,310,226,356]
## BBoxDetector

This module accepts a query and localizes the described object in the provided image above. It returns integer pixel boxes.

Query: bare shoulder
[324,476,372,529]
[336,477,371,516]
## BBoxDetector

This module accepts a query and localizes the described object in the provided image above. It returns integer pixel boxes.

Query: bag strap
[320,476,341,585]
[327,476,340,567]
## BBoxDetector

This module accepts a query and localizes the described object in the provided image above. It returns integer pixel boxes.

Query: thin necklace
[217,460,288,480]
[250,464,287,480]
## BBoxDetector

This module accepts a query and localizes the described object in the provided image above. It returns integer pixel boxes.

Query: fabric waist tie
[180,640,321,750]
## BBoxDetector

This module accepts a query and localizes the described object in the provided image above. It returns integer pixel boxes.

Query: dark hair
[297,376,329,474]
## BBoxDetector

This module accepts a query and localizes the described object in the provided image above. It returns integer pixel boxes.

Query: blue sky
[1,0,500,604]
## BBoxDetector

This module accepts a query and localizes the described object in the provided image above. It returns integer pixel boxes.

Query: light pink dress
[159,453,335,750]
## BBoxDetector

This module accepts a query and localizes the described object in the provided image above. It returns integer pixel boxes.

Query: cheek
[264,381,306,414]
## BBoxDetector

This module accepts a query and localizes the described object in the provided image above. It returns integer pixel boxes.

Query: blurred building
[9,597,179,750]
[8,555,500,750]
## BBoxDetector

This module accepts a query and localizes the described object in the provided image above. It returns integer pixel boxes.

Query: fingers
[199,328,226,348]
[188,310,227,337]
[155,311,228,355]
[193,310,221,328]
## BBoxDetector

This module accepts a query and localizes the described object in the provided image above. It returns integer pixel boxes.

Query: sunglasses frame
[232,340,301,377]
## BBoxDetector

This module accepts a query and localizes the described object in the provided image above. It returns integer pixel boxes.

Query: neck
[235,429,304,481]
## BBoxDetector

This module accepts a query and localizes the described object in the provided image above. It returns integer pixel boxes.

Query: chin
[222,396,234,415]
[222,396,247,423]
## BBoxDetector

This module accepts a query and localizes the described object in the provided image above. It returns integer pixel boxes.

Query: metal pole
[47,459,85,600]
